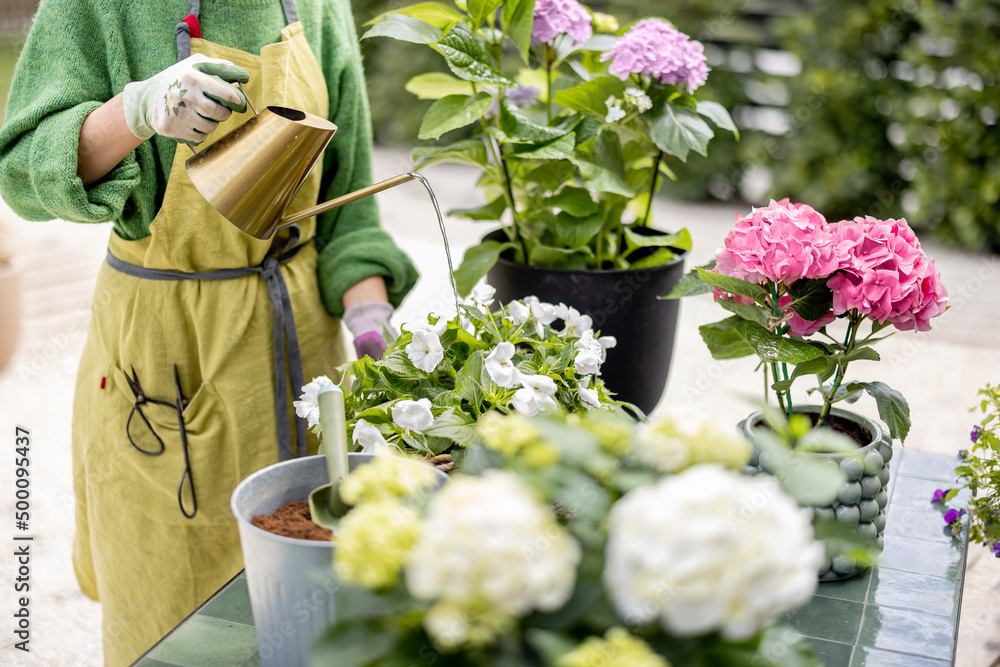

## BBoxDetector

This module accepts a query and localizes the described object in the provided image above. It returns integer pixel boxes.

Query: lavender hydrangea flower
[532,0,593,45]
[507,85,540,108]
[971,425,983,443]
[600,19,709,93]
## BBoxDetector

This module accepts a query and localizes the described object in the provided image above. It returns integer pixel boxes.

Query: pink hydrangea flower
[715,199,840,286]
[779,295,836,337]
[827,216,947,330]
[599,19,709,93]
[532,0,593,45]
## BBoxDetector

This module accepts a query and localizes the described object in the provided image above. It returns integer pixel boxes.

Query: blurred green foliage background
[0,1,996,250]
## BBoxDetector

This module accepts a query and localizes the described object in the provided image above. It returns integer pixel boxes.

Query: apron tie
[105,240,309,462]
[177,0,298,60]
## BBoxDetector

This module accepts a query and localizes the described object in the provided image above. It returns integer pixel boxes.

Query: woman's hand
[343,277,394,360]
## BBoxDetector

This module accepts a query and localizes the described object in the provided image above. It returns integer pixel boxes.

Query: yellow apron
[70,2,347,664]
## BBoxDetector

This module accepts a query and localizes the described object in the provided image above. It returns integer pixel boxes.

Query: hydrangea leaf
[697,99,739,139]
[502,0,537,64]
[468,0,503,27]
[418,92,494,140]
[553,75,628,118]
[649,107,714,162]
[495,99,568,143]
[412,139,489,168]
[699,317,755,360]
[845,381,911,442]
[437,23,514,85]
[786,277,834,322]
[695,266,768,303]
[405,72,474,99]
[511,133,577,160]
[364,2,462,30]
[361,14,442,44]
[717,298,771,329]
[736,320,825,364]
[662,260,715,299]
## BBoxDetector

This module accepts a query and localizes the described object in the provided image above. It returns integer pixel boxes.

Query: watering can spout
[186,103,415,240]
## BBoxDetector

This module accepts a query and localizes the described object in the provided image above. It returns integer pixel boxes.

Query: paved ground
[0,147,998,666]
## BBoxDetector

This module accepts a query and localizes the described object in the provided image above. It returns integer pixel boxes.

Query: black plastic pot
[484,228,686,414]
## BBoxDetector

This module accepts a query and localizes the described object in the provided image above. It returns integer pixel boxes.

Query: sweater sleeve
[312,0,418,319]
[0,0,141,223]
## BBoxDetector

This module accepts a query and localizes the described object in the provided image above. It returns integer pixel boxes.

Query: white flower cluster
[292,375,334,428]
[604,465,822,641]
[604,88,653,123]
[405,471,581,648]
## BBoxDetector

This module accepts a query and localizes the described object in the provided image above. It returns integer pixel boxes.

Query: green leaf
[311,624,399,667]
[699,317,755,360]
[437,23,514,85]
[697,99,739,139]
[362,14,442,44]
[572,130,636,197]
[622,227,692,251]
[502,0,537,63]
[528,243,586,266]
[510,133,576,159]
[649,107,714,162]
[840,347,881,364]
[555,212,604,248]
[786,278,834,322]
[778,456,845,506]
[418,92,494,140]
[553,75,627,117]
[846,381,911,442]
[449,195,507,221]
[771,356,833,392]
[366,2,462,29]
[662,260,715,299]
[455,349,486,408]
[695,267,768,302]
[454,239,514,296]
[737,320,825,364]
[495,99,567,143]
[629,247,677,269]
[468,0,503,27]
[424,407,479,447]
[717,298,771,328]
[412,139,489,167]
[404,72,474,99]
[550,186,599,217]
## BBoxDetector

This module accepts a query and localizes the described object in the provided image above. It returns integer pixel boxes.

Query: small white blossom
[605,96,626,123]
[524,296,558,337]
[578,377,601,407]
[484,342,521,388]
[403,317,447,337]
[576,330,616,363]
[406,471,581,647]
[604,465,822,641]
[508,300,531,325]
[574,348,602,376]
[625,87,653,113]
[293,375,334,427]
[406,329,445,372]
[391,398,435,433]
[470,282,496,308]
[560,304,593,338]
[352,419,400,456]
[512,374,558,416]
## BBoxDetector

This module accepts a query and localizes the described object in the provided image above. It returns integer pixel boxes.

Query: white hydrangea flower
[406,329,445,372]
[605,96,626,123]
[559,304,593,339]
[484,342,521,388]
[293,375,334,427]
[352,419,400,456]
[625,87,653,113]
[512,374,558,416]
[391,398,434,433]
[577,377,601,408]
[604,465,822,641]
[405,471,581,648]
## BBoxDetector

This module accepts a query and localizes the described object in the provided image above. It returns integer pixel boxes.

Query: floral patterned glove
[122,53,249,144]
[343,301,395,361]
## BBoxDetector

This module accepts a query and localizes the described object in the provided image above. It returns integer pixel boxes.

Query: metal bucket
[230,453,445,667]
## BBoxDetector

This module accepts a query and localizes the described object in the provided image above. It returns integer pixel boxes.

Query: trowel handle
[318,385,349,484]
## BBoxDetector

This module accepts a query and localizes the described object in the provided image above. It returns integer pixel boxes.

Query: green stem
[545,44,553,124]
[818,312,860,427]
[769,282,792,416]
[642,150,664,227]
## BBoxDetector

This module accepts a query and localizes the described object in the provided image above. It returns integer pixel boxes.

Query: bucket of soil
[740,405,893,581]
[231,453,447,667]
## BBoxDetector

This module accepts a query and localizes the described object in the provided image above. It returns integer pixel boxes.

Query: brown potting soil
[250,500,333,542]
[811,413,872,447]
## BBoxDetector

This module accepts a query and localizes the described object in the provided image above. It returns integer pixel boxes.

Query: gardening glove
[343,301,396,361]
[122,53,249,144]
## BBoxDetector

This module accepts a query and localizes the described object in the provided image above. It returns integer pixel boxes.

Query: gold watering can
[186,89,415,240]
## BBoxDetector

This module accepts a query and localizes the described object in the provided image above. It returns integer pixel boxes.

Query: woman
[0,0,417,663]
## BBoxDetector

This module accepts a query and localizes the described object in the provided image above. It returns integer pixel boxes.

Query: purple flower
[992,541,1000,558]
[971,425,983,443]
[507,86,539,108]
[599,19,709,93]
[958,449,969,460]
[932,488,949,502]
[532,0,593,45]
[943,508,965,525]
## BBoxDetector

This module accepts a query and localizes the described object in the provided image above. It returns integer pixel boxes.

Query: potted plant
[361,0,737,412]
[0,217,21,371]
[668,199,949,577]
[295,286,630,471]
[312,410,828,665]
[933,383,1000,551]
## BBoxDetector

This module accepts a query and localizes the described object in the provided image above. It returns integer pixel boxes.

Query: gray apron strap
[176,0,299,61]
[105,237,309,463]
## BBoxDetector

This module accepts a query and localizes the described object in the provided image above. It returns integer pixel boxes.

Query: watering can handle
[187,82,258,156]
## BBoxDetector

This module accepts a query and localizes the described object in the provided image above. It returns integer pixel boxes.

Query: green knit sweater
[0,0,417,318]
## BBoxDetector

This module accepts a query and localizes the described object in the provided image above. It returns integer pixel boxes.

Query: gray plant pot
[739,406,893,581]
[230,453,447,667]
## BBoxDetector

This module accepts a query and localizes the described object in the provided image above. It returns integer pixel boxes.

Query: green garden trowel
[307,385,351,530]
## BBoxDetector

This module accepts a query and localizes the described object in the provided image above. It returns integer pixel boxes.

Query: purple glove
[343,301,395,360]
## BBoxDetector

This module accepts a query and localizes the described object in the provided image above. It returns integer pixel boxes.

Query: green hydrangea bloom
[558,627,670,667]
[639,416,750,473]
[339,455,439,506]
[334,500,421,589]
